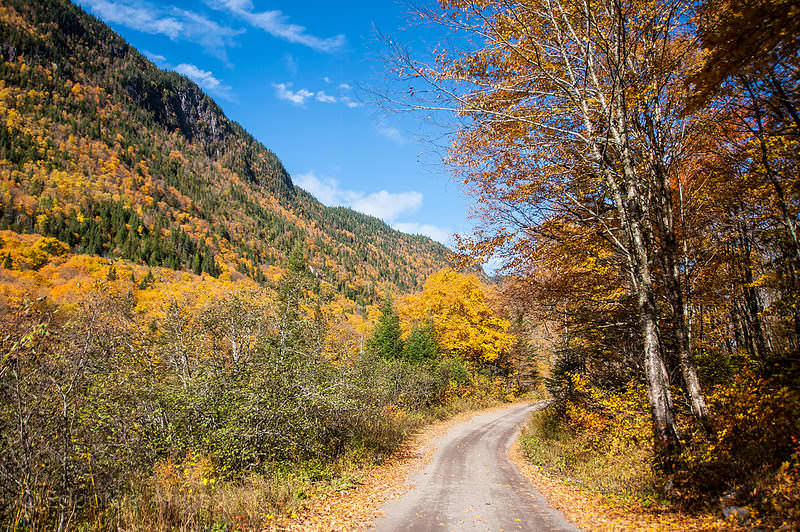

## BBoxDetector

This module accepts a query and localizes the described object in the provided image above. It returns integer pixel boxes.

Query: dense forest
[397,0,798,528]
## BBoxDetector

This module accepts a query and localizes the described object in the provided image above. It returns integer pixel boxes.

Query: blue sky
[75,0,473,246]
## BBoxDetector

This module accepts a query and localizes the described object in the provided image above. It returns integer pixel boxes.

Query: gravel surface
[372,402,579,531]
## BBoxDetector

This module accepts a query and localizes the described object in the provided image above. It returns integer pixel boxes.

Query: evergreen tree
[366,297,404,359]
[403,321,439,363]
[191,251,202,275]
[201,250,217,276]
[287,242,307,274]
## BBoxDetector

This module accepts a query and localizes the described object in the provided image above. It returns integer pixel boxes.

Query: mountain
[0,0,449,305]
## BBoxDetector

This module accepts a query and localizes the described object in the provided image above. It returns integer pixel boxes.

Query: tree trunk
[642,303,680,468]
[635,239,682,464]
[606,157,682,461]
[659,174,710,430]
[671,285,710,428]
[735,220,770,360]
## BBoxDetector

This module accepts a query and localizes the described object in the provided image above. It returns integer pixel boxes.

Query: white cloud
[273,83,314,105]
[296,173,450,244]
[323,76,331,84]
[139,53,235,100]
[210,0,345,52]
[376,123,405,144]
[392,222,453,245]
[272,82,359,108]
[294,172,422,223]
[338,83,352,91]
[80,0,241,61]
[172,7,242,48]
[81,0,182,37]
[294,173,346,206]
[217,0,250,9]
[339,96,360,108]
[351,190,423,222]
[174,63,233,99]
[143,50,166,64]
[315,91,337,104]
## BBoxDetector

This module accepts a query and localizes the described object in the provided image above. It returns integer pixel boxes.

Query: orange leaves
[0,229,265,317]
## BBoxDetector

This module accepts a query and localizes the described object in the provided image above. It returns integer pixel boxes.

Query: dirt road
[372,402,579,531]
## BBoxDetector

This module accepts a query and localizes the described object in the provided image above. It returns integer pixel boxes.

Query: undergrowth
[1,285,525,531]
[519,379,664,512]
[519,371,800,530]
[111,389,512,531]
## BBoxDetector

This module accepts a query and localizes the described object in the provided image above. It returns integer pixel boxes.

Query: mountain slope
[0,0,449,305]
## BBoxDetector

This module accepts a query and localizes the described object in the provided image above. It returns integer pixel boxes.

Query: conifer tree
[366,297,404,359]
[191,251,202,275]
[403,321,439,363]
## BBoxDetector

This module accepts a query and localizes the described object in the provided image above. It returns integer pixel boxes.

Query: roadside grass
[519,366,800,531]
[515,384,800,531]
[519,406,662,507]
[113,453,372,531]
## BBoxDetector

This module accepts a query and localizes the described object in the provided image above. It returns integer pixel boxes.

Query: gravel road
[372,402,579,531]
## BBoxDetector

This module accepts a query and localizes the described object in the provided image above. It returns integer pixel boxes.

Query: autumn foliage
[0,264,487,528]
[0,0,448,309]
[0,229,526,529]
[396,0,800,525]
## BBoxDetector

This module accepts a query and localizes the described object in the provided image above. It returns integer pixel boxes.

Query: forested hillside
[0,0,448,306]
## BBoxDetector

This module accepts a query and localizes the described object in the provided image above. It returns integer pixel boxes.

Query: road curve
[372,402,579,531]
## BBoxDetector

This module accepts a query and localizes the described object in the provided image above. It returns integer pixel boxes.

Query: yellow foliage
[400,268,513,362]
[674,369,800,521]
[154,451,217,495]
[0,230,261,316]
[566,375,651,454]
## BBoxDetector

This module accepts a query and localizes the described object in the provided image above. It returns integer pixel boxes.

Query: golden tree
[400,269,513,364]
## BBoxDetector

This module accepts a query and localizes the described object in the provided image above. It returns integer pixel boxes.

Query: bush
[0,275,523,530]
[674,369,800,520]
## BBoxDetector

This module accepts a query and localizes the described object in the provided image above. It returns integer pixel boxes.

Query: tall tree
[403,321,440,363]
[400,269,513,365]
[689,0,800,351]
[397,0,715,459]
